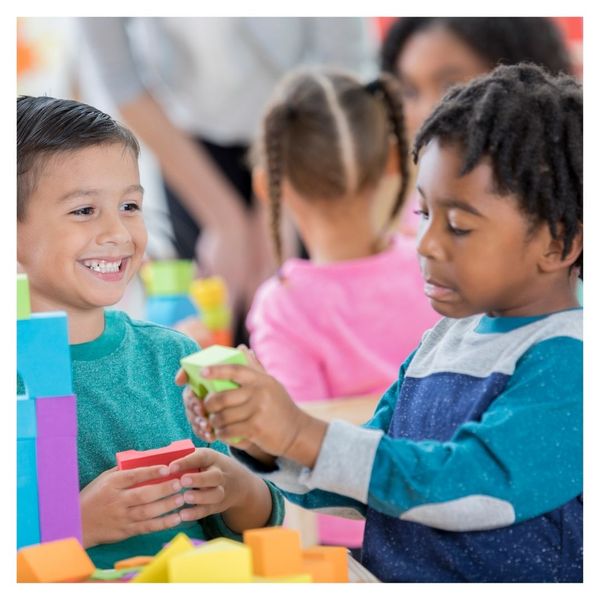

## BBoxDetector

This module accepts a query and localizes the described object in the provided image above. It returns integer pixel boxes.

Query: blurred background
[16,16,583,342]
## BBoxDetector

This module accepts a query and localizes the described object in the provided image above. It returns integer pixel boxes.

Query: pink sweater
[246,234,440,546]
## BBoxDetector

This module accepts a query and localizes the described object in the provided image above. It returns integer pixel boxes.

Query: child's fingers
[237,345,264,371]
[181,485,225,508]
[127,490,185,522]
[208,402,255,432]
[122,476,184,504]
[202,386,250,414]
[168,448,219,475]
[174,367,188,386]
[114,465,171,489]
[129,511,183,536]
[176,465,224,489]
[201,363,257,385]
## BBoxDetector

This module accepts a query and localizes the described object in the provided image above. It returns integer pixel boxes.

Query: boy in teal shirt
[17,95,284,568]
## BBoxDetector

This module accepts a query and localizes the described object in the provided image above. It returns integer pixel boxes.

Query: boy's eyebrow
[58,184,145,202]
[416,186,485,217]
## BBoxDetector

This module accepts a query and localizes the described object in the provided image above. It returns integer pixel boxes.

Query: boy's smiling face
[17,143,147,313]
[415,139,571,318]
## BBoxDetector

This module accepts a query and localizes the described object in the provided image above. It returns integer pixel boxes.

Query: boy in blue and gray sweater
[178,64,583,582]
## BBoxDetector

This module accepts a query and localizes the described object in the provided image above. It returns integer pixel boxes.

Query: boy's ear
[538,222,583,274]
[252,166,269,206]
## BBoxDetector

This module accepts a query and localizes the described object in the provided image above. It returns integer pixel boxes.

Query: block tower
[189,276,233,347]
[17,273,82,549]
[140,259,198,327]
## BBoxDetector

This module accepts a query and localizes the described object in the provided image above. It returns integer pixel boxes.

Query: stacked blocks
[169,538,253,582]
[16,274,82,549]
[127,527,348,583]
[116,438,197,487]
[17,537,95,583]
[190,276,233,347]
[141,260,198,327]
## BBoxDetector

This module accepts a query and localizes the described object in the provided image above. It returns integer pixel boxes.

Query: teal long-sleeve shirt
[71,310,284,568]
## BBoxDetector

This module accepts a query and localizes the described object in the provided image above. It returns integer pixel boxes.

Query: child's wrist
[284,413,328,469]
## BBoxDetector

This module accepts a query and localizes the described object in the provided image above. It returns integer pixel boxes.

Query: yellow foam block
[302,546,349,582]
[168,538,253,582]
[243,526,303,577]
[17,537,95,583]
[131,532,194,583]
[253,573,313,583]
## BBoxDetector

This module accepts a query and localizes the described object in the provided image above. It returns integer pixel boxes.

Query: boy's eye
[448,224,471,236]
[70,206,94,217]
[413,209,429,220]
[121,202,141,212]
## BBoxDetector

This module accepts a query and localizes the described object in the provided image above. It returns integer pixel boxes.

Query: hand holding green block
[180,345,247,444]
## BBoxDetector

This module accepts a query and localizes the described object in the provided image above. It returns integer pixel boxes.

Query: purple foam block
[35,395,82,543]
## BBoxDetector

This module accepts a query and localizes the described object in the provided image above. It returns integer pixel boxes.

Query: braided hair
[252,69,410,272]
[413,63,583,277]
[381,17,572,76]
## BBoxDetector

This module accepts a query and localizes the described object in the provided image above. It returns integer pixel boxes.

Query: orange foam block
[17,537,95,583]
[302,546,349,582]
[114,556,154,569]
[243,526,303,577]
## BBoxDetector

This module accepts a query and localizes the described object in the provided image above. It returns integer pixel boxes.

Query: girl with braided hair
[245,68,438,550]
[181,63,582,582]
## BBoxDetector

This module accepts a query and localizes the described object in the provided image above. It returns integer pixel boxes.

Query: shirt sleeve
[77,17,147,106]
[299,336,582,532]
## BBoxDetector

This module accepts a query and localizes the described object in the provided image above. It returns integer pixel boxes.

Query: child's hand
[168,447,273,532]
[79,465,185,549]
[198,362,313,459]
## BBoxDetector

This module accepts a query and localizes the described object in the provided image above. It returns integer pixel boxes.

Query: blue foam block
[146,295,198,327]
[17,397,37,439]
[17,438,41,549]
[17,312,73,398]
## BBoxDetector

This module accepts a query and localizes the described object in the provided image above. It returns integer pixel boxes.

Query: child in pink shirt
[247,69,439,550]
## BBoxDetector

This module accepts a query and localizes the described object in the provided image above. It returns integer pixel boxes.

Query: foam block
[17,312,73,398]
[131,532,194,583]
[243,526,303,577]
[146,295,198,327]
[17,273,31,319]
[141,259,194,296]
[17,438,40,549]
[302,546,349,582]
[252,573,313,582]
[17,537,95,582]
[168,538,253,582]
[114,555,154,569]
[180,345,247,398]
[17,396,37,439]
[116,439,196,487]
[190,276,227,309]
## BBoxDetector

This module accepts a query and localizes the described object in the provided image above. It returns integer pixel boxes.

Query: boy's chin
[429,300,480,319]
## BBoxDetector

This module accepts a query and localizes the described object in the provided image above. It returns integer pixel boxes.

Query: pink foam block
[35,395,82,544]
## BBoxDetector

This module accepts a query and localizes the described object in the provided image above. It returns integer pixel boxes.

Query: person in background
[182,63,583,582]
[78,17,379,342]
[380,17,572,236]
[17,95,284,568]
[209,67,439,554]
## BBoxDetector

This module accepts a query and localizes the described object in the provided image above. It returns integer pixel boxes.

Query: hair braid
[376,74,410,227]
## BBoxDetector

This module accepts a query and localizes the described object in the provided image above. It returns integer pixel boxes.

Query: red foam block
[116,439,197,487]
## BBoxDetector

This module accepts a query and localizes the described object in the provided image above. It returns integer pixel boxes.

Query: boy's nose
[416,221,443,260]
[96,213,132,245]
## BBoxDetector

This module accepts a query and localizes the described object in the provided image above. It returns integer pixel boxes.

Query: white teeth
[82,259,122,273]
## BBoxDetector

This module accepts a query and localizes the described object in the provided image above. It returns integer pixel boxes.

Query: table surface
[300,395,379,426]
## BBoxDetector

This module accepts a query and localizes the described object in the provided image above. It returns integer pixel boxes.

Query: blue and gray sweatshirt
[235,308,583,582]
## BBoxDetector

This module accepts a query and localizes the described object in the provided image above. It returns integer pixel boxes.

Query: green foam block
[17,274,31,320]
[180,345,248,444]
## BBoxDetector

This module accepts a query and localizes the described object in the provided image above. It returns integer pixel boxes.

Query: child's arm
[202,339,582,530]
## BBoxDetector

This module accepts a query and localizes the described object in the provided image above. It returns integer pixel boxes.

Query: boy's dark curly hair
[381,17,572,76]
[413,63,583,277]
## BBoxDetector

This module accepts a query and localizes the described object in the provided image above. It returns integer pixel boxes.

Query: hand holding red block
[116,439,197,488]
